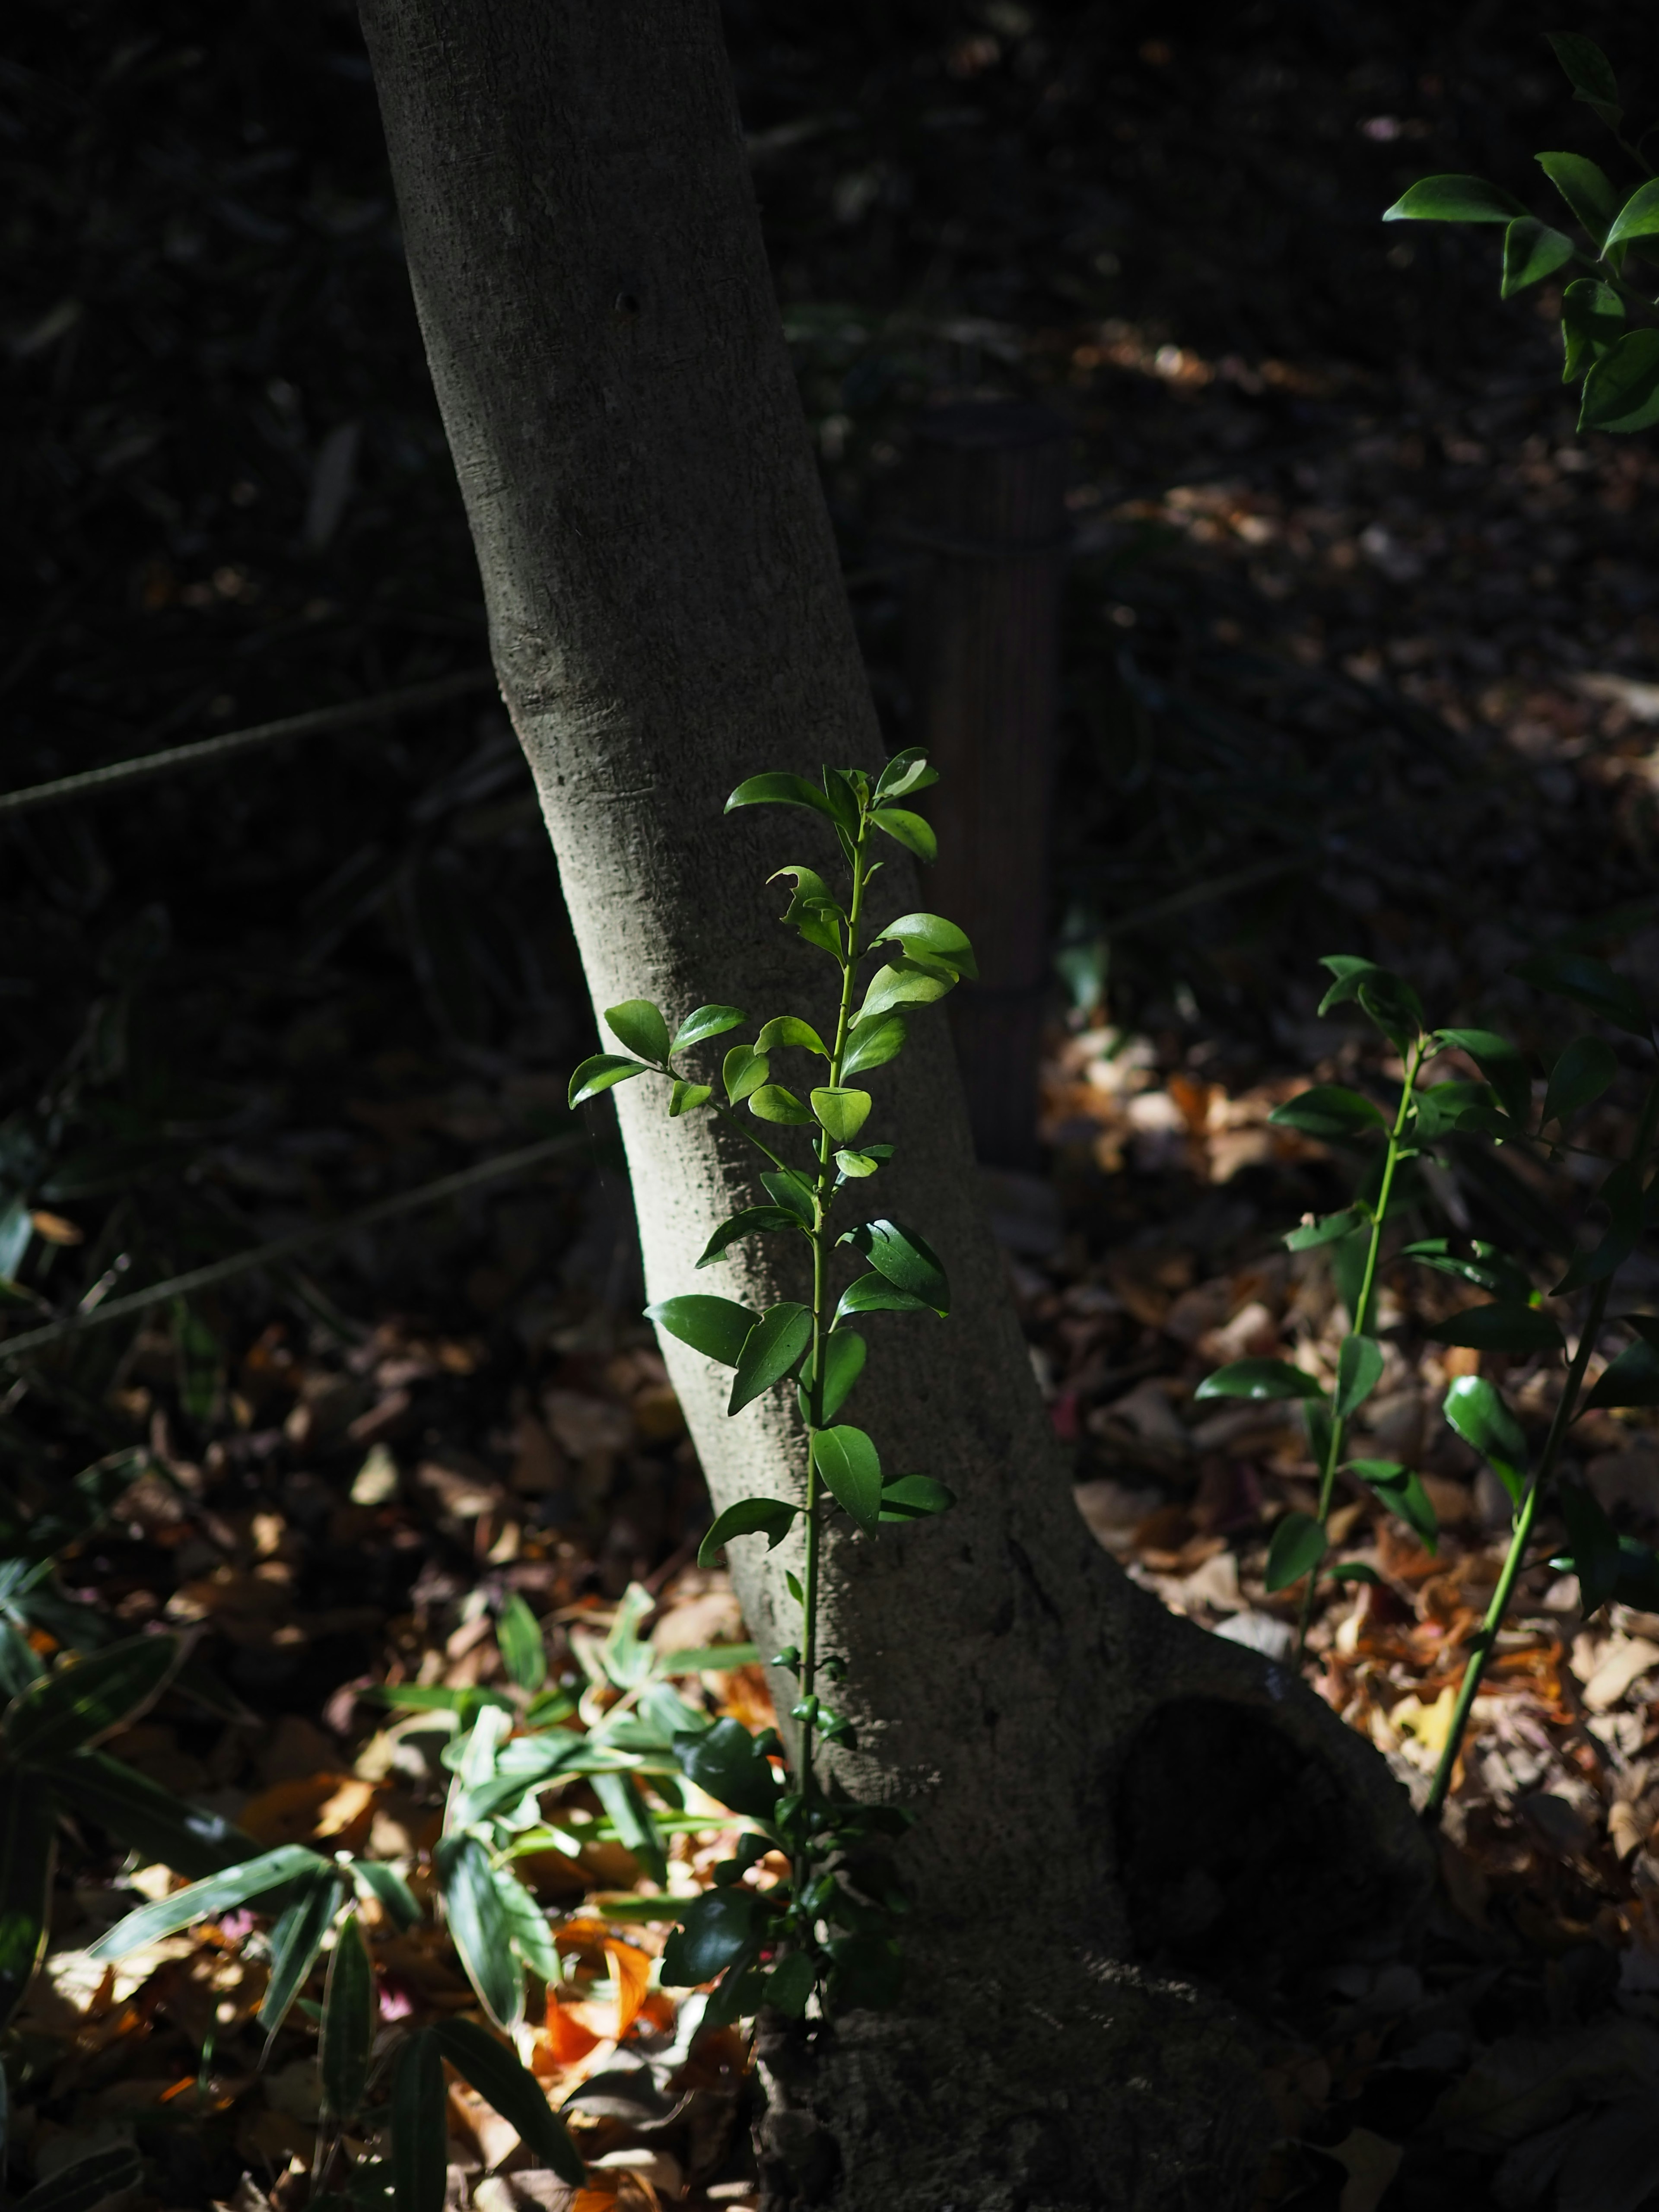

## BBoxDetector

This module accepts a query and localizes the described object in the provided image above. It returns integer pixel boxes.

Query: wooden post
[903,401,1069,1168]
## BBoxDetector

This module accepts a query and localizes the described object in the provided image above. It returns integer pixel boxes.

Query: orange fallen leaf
[543,1993,601,2066]
[30,1209,84,1245]
[604,1939,650,2042]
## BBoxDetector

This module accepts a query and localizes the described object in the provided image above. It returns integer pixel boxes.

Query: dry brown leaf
[239,1773,377,1850]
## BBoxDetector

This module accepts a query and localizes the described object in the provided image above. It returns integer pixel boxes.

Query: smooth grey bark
[359,7,1433,2206]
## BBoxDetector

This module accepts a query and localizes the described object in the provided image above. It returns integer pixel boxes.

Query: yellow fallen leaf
[1391,1684,1458,1758]
[604,1938,651,2042]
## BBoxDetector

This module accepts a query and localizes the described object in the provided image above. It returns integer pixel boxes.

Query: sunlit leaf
[725,772,839,818]
[756,1015,829,1057]
[811,1087,871,1142]
[1195,1358,1323,1403]
[856,958,956,1026]
[669,1079,712,1116]
[1443,1375,1528,1504]
[840,1014,908,1077]
[869,807,937,863]
[437,1833,521,2028]
[696,1207,804,1268]
[1382,175,1528,223]
[496,1592,547,1693]
[873,747,938,802]
[670,1004,747,1052]
[593,1772,667,1885]
[568,1054,648,1108]
[748,1083,814,1125]
[258,1867,341,2040]
[646,1294,760,1367]
[879,1473,956,1522]
[869,912,977,979]
[90,1844,328,1958]
[729,1302,813,1414]
[604,999,670,1063]
[838,1217,948,1312]
[697,1497,799,1567]
[722,1043,769,1104]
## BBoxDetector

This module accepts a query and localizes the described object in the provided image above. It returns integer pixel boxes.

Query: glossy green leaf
[1443,1375,1528,1503]
[1433,1029,1532,1125]
[673,1716,781,1821]
[869,912,977,980]
[604,999,670,1063]
[661,1886,764,1986]
[1542,1036,1618,1126]
[1427,1303,1564,1354]
[1514,950,1649,1036]
[16,2146,143,2212]
[835,1149,883,1178]
[696,1207,803,1268]
[1587,1328,1659,1411]
[722,1043,770,1104]
[1382,174,1527,224]
[725,772,839,819]
[1547,31,1621,119]
[756,1015,829,1057]
[768,866,844,957]
[839,1217,948,1313]
[392,2029,446,2212]
[811,1087,871,1142]
[833,1272,935,1325]
[748,1083,814,1125]
[1581,330,1659,434]
[646,1294,760,1367]
[593,1772,667,1885]
[432,2017,585,2185]
[729,1302,813,1414]
[856,958,956,1026]
[437,1832,520,2028]
[0,1789,53,2032]
[347,1856,420,1931]
[869,807,937,863]
[1284,1207,1365,1252]
[3,1633,181,1766]
[1402,1239,1532,1302]
[670,1004,747,1052]
[812,1425,883,1532]
[1335,1334,1384,1421]
[496,1592,547,1693]
[1265,1511,1325,1592]
[1349,1459,1439,1553]
[50,1749,257,1879]
[879,1473,956,1522]
[873,747,938,802]
[840,1013,908,1077]
[568,1054,648,1108]
[1535,151,1619,246]
[763,1950,816,2017]
[1194,1358,1324,1403]
[1606,179,1659,253]
[1268,1085,1386,1140]
[1561,278,1624,381]
[320,1910,373,2121]
[669,1079,713,1117]
[801,1331,866,1422]
[1327,1562,1383,1586]
[761,1168,816,1224]
[1558,1480,1622,1615]
[91,1843,327,1959]
[1317,956,1424,1052]
[492,1871,559,1971]
[259,1868,341,2039]
[820,766,863,833]
[1500,217,1575,297]
[698,1497,800,1567]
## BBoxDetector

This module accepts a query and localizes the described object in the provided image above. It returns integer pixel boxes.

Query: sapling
[567,748,964,2019]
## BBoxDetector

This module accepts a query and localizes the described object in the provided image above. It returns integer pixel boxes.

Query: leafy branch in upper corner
[1383,33,1659,434]
[568,747,966,2025]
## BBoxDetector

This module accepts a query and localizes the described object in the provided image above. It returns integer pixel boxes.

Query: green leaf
[1443,1375,1528,1503]
[761,1168,816,1224]
[811,1087,871,1142]
[1402,1238,1533,1302]
[812,1425,884,1532]
[696,1208,804,1268]
[1558,1480,1622,1615]
[879,1473,956,1522]
[604,999,670,1063]
[1326,1562,1382,1586]
[820,766,863,834]
[840,1014,908,1077]
[839,1217,949,1313]
[670,1004,747,1052]
[756,1015,829,1057]
[800,1331,866,1422]
[258,1868,342,2039]
[697,1497,800,1567]
[1194,1358,1324,1403]
[1560,279,1624,381]
[1542,1036,1618,1126]
[1586,1330,1659,1412]
[834,1272,935,1325]
[50,1749,256,1879]
[763,1950,817,2017]
[869,912,977,980]
[669,1079,713,1116]
[1580,330,1659,434]
[725,772,839,819]
[1427,1303,1564,1354]
[1382,175,1528,224]
[768,867,845,957]
[646,1294,760,1367]
[873,747,938,802]
[1266,1510,1325,1592]
[91,1843,328,1958]
[1415,1081,1503,1143]
[1349,1460,1439,1553]
[729,1301,813,1414]
[347,1856,421,1931]
[15,2147,143,2212]
[3,1633,181,1766]
[870,807,937,863]
[1519,947,1646,1033]
[661,1886,764,1985]
[748,1084,814,1125]
[1335,1334,1384,1421]
[674,1716,781,1820]
[1547,32,1621,120]
[856,958,957,1026]
[1317,956,1424,1052]
[437,1832,521,2028]
[496,1593,547,1693]
[593,1771,667,1885]
[1268,1085,1386,1140]
[432,2018,585,2186]
[1605,179,1659,252]
[1535,152,1620,246]
[1501,217,1574,296]
[722,1043,770,1104]
[835,1149,884,1179]
[0,1788,53,2033]
[1434,1029,1532,1125]
[392,2029,446,2212]
[493,1868,559,1981]
[568,1054,648,1108]
[1284,1207,1366,1252]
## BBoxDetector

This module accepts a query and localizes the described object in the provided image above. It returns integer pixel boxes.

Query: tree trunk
[359,7,1432,2206]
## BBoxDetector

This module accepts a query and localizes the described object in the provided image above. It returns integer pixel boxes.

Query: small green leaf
[1580,330,1659,434]
[749,1084,815,1125]
[1501,217,1575,297]
[1335,1334,1384,1421]
[1194,1358,1324,1403]
[1513,950,1649,1035]
[761,1168,816,1224]
[1317,957,1424,1052]
[669,1079,713,1116]
[1558,1480,1622,1615]
[1541,1036,1618,1126]
[800,1330,867,1422]
[1266,1511,1325,1592]
[604,999,670,1063]
[726,772,839,819]
[1349,1459,1439,1553]
[820,766,863,833]
[835,1149,883,1178]
[768,866,844,957]
[1427,1303,1564,1355]
[834,1272,935,1325]
[879,1473,956,1522]
[496,1593,547,1693]
[493,1868,559,1982]
[869,912,977,979]
[646,1294,760,1367]
[874,747,938,802]
[0,1789,54,2033]
[1605,179,1659,253]
[432,2018,586,2186]
[756,1015,829,1057]
[258,1868,342,2039]
[1268,1085,1386,1139]
[437,1833,521,2028]
[812,1425,884,1532]
[841,1013,908,1077]
[661,1886,764,1984]
[856,957,957,1026]
[811,1087,872,1142]
[1443,1375,1528,1503]
[1585,1329,1659,1412]
[729,1302,814,1414]
[3,1633,181,1766]
[1535,151,1620,246]
[839,1217,948,1313]
[569,1054,648,1107]
[1547,31,1620,119]
[764,1950,817,2017]
[697,1497,800,1567]
[722,1043,770,1103]
[1326,1562,1382,1586]
[392,2030,446,2212]
[869,808,937,863]
[1560,278,1624,381]
[1284,1207,1365,1252]
[1382,174,1528,224]
[1402,1238,1533,1302]
[1434,1029,1532,1125]
[674,1716,782,1820]
[696,1207,804,1268]
[670,1004,747,1052]
[593,1771,667,1885]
